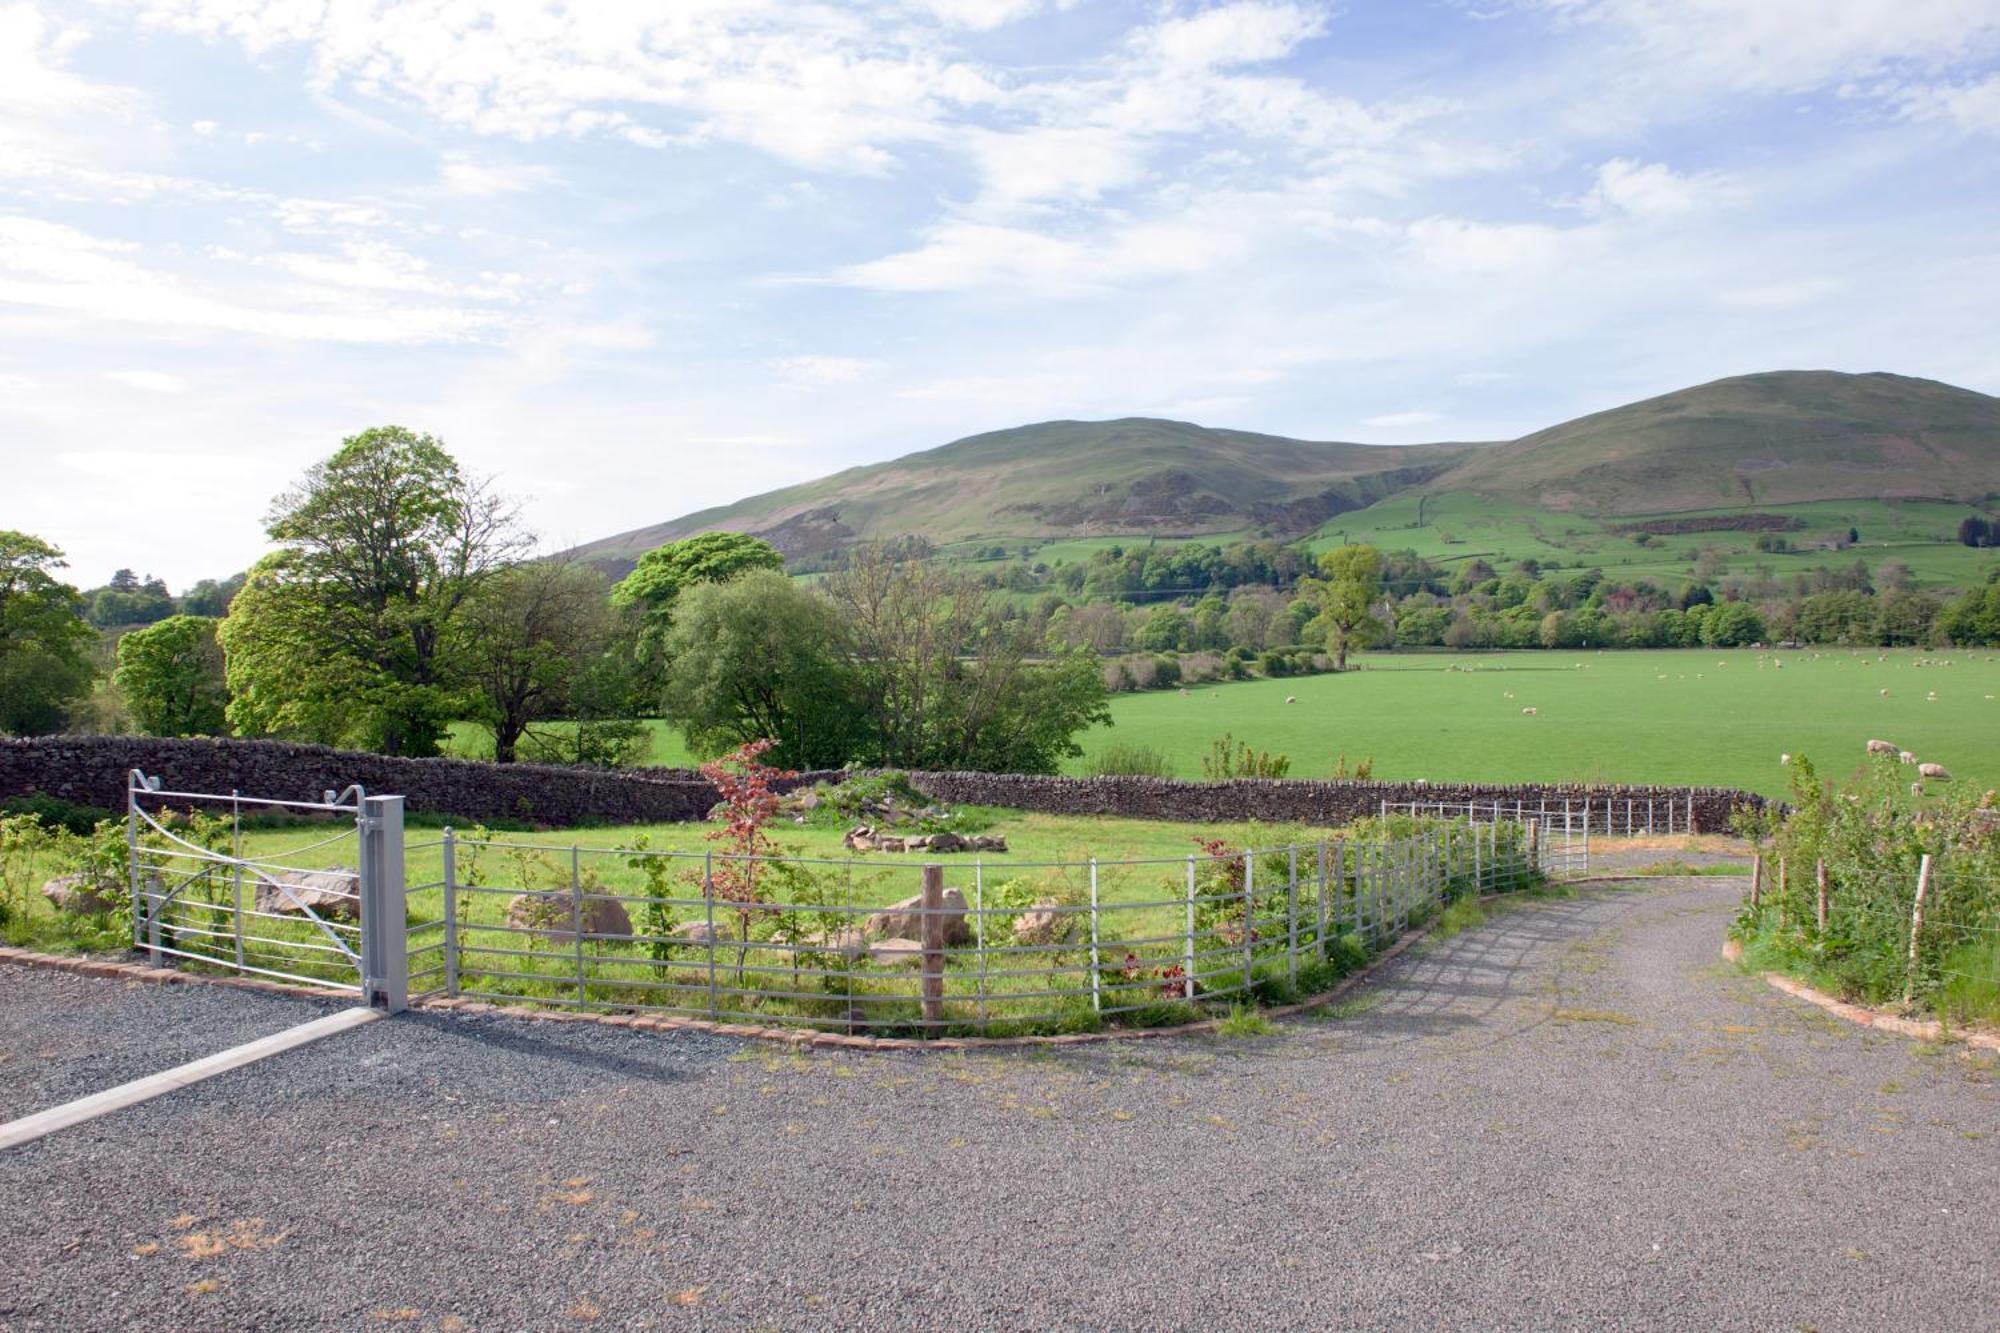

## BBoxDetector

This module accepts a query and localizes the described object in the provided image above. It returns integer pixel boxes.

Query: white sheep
[1880,688,1890,697]
[1285,696,1297,704]
[1920,762,1952,781]
[1900,751,1917,765]
[1912,782,1926,798]
[1521,706,1537,716]
[1866,739,1898,756]
[1780,753,1791,765]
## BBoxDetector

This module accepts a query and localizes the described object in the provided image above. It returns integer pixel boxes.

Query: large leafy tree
[115,614,227,737]
[612,531,784,699]
[1307,543,1384,669]
[822,547,1110,773]
[0,531,95,735]
[660,569,864,770]
[220,427,527,756]
[460,560,620,763]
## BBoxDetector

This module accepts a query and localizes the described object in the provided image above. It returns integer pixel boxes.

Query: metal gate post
[358,795,408,1013]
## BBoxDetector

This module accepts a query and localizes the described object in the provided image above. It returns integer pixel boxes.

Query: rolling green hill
[572,371,2000,577]
[571,420,1486,574]
[1429,371,2000,514]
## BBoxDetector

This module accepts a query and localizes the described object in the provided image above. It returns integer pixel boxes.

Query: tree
[660,569,864,770]
[460,560,620,763]
[179,572,246,618]
[822,548,1109,773]
[84,571,174,628]
[1311,544,1384,669]
[221,427,527,755]
[0,532,96,735]
[1699,600,1765,647]
[115,614,227,736]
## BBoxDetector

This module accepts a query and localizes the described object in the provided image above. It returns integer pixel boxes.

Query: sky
[4,0,1999,590]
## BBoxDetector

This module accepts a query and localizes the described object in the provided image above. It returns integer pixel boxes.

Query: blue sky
[5,0,1998,587]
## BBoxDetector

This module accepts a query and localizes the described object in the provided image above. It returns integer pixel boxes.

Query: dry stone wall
[0,736,1766,833]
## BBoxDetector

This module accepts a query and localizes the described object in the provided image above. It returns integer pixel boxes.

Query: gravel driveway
[1,876,1995,1331]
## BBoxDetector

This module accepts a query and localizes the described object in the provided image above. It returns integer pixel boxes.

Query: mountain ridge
[570,370,2000,575]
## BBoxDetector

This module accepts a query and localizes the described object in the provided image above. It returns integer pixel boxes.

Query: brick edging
[1720,939,2000,1054]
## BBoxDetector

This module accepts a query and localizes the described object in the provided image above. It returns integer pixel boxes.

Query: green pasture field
[1070,646,2000,797]
[1306,494,1998,590]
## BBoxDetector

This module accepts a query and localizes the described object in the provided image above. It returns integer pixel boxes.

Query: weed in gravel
[1432,897,1488,940]
[1552,1007,1639,1025]
[1216,1005,1280,1037]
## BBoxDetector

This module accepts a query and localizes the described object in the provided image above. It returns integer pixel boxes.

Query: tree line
[0,428,1114,773]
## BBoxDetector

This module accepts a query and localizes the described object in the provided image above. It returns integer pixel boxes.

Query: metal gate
[1380,799,1592,880]
[126,769,408,1009]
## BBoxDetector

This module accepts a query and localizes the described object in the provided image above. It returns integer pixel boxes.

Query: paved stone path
[1,877,1995,1330]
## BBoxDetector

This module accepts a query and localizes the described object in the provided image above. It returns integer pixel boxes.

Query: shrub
[1200,733,1290,780]
[1087,742,1174,778]
[0,794,117,837]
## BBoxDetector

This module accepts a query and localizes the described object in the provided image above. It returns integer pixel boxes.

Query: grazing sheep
[1901,751,1918,765]
[1521,706,1537,716]
[1920,762,1952,781]
[1880,688,1890,697]
[1780,753,1791,765]
[1285,696,1297,704]
[1913,782,1926,798]
[1866,739,1898,756]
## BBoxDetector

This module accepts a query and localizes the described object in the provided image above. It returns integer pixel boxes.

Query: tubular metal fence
[122,770,1581,1036]
[1383,793,1698,838]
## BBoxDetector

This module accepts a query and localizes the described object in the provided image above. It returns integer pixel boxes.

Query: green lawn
[1071,646,2000,797]
[1307,494,1998,590]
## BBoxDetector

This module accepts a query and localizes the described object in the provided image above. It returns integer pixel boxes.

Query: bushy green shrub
[1087,742,1174,778]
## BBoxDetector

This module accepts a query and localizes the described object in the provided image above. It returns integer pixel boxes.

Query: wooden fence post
[921,863,946,1030]
[1814,859,1828,935]
[1904,854,1933,1008]
[1750,853,1763,912]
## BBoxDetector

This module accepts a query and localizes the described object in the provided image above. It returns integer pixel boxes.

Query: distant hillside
[572,371,2000,574]
[571,420,1484,575]
[1431,371,2000,514]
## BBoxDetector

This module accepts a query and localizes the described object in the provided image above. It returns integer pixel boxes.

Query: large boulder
[867,937,926,966]
[866,889,972,946]
[41,874,120,917]
[668,919,732,947]
[254,868,359,922]
[797,926,868,960]
[504,890,633,941]
[1011,898,1072,946]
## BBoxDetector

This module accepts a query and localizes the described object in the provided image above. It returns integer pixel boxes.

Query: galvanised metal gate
[126,769,408,1010]
[1380,799,1592,880]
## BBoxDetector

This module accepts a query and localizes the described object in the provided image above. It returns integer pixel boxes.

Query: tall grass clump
[1087,742,1174,778]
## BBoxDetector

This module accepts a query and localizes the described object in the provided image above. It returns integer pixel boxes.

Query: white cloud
[1716,277,1844,309]
[903,0,1054,31]
[1405,216,1573,274]
[1362,409,1442,427]
[1134,2,1327,69]
[1580,158,1716,219]
[1454,370,1519,385]
[770,355,877,388]
[0,216,505,343]
[104,369,188,393]
[439,156,553,196]
[1897,73,2000,135]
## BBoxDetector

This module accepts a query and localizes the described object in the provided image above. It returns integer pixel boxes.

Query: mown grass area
[1306,493,1998,590]
[1070,646,2000,796]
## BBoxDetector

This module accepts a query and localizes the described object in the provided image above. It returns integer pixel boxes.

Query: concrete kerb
[1720,938,2000,1054]
[0,878,1556,1050]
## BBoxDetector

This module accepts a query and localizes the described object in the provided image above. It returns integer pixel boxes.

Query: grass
[1307,493,1998,591]
[1431,896,1488,940]
[9,805,1518,1036]
[1215,1004,1280,1037]
[1069,646,2000,796]
[1630,859,1752,877]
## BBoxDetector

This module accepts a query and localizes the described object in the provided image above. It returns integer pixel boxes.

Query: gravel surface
[2,877,1996,1331]
[0,968,350,1122]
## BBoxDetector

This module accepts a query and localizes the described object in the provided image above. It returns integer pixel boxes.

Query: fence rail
[1383,794,1695,838]
[121,771,1585,1037]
